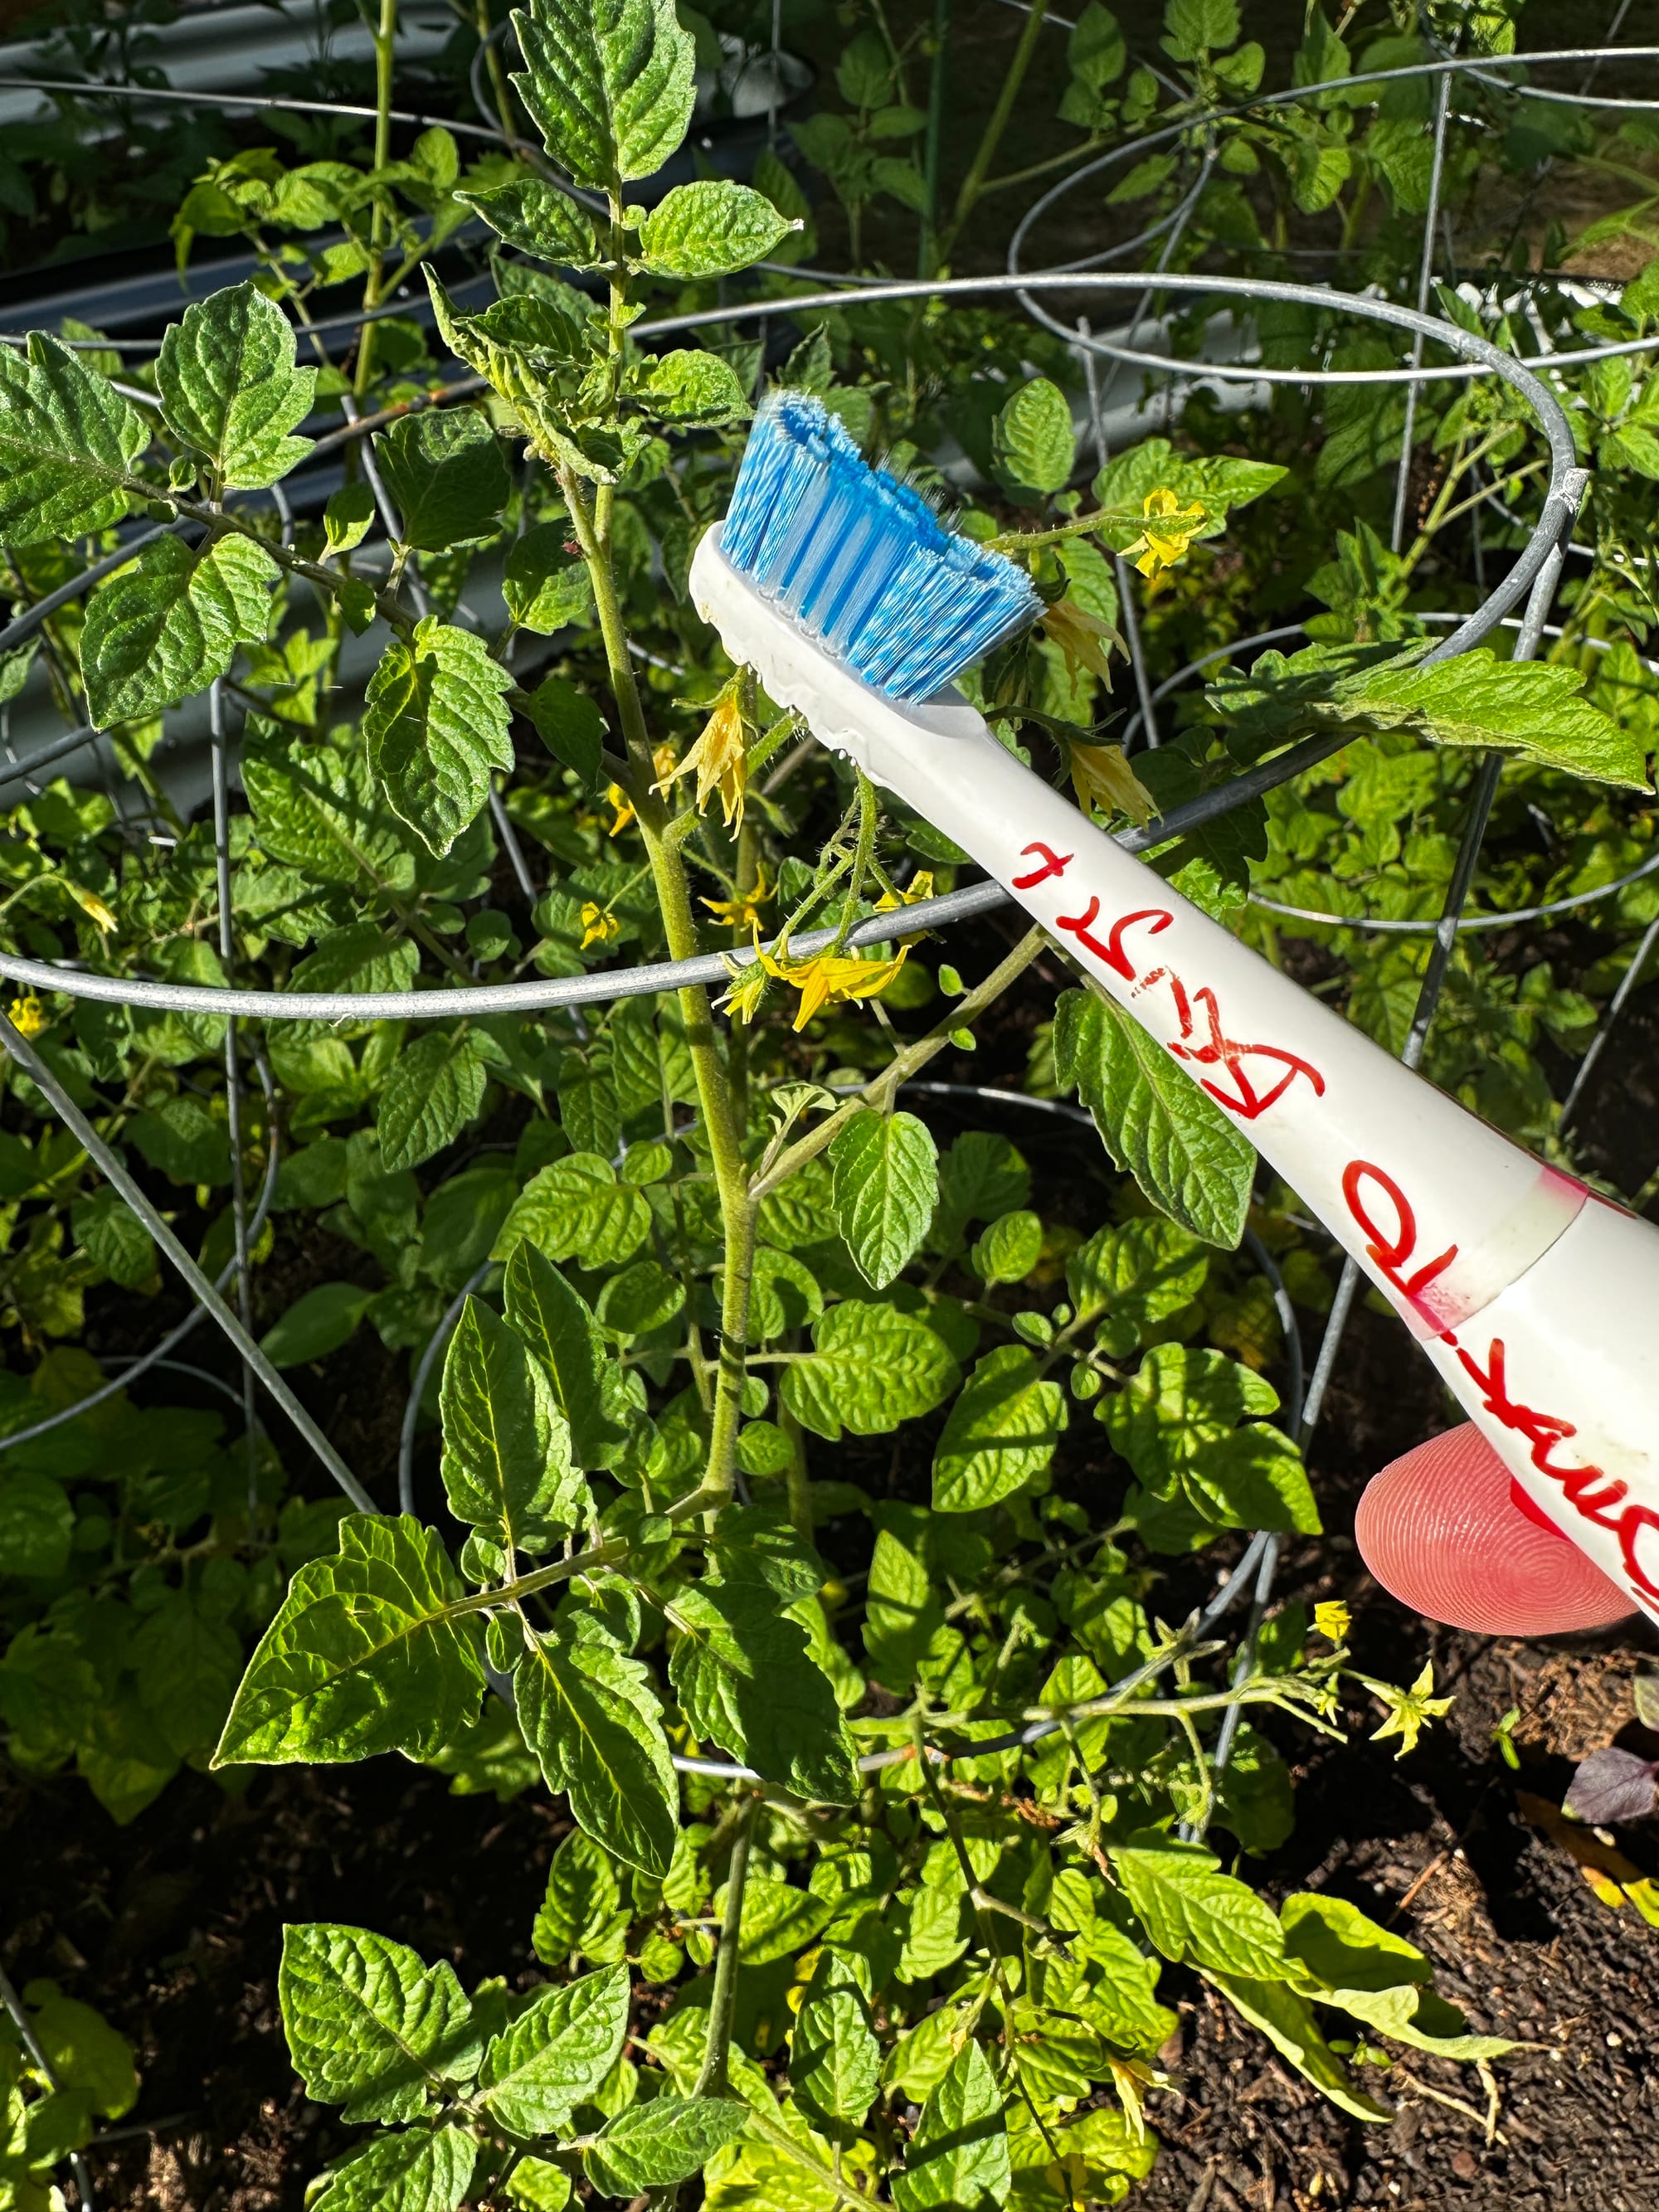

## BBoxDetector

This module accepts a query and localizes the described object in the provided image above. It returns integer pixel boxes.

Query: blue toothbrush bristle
[721,391,1039,701]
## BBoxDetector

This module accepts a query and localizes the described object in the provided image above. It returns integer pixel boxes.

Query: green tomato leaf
[669,1578,857,1803]
[533,1826,626,1965]
[377,407,510,552]
[635,178,797,275]
[892,2039,1010,2212]
[1279,1894,1515,2059]
[1065,1213,1208,1337]
[1161,0,1239,64]
[929,1131,1030,1253]
[594,1257,684,1339]
[156,280,316,489]
[780,1300,961,1441]
[992,377,1076,498]
[377,1028,492,1171]
[130,1593,242,1757]
[1109,1840,1292,1980]
[735,1874,833,1963]
[1339,647,1650,790]
[1103,1342,1319,1533]
[515,1621,679,1874]
[504,523,596,634]
[493,1152,652,1270]
[969,1209,1043,1287]
[81,531,278,724]
[311,2122,477,2212]
[241,718,414,891]
[791,1952,881,2133]
[510,0,696,187]
[280,1923,482,2122]
[1053,984,1254,1248]
[479,1962,630,2134]
[73,1185,157,1288]
[457,173,603,265]
[22,1986,138,2118]
[523,672,607,787]
[0,333,148,544]
[324,481,376,554]
[363,617,514,856]
[932,1344,1067,1512]
[1203,1970,1393,2122]
[440,1297,584,1551]
[828,1108,938,1290]
[0,1469,74,1577]
[128,1094,232,1185]
[585,2095,749,2197]
[213,1514,485,1765]
[260,1282,377,1368]
[502,1242,625,1470]
[637,347,751,425]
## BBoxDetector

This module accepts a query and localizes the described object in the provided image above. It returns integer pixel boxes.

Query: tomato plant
[1,0,1657,2204]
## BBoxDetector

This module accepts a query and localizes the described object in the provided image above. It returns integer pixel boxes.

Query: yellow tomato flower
[657,686,748,829]
[606,745,677,837]
[1369,1661,1454,1761]
[765,941,911,1031]
[1312,1599,1351,1644]
[702,866,772,931]
[1068,740,1156,827]
[1041,594,1120,687]
[1125,485,1207,579]
[7,994,48,1039]
[579,902,620,950]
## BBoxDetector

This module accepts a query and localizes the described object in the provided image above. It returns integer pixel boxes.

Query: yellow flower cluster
[720,874,936,1031]
[702,865,772,932]
[1125,486,1207,579]
[579,902,620,950]
[656,686,748,829]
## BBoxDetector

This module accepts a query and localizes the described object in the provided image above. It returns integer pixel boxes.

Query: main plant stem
[562,461,757,1514]
[350,0,398,401]
[693,1792,757,2098]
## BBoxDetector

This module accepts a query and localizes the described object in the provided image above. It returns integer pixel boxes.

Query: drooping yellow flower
[1041,595,1120,687]
[1068,741,1157,827]
[702,866,772,931]
[66,883,117,934]
[7,994,47,1040]
[1369,1661,1454,1761]
[580,902,620,950]
[607,745,678,837]
[1312,1599,1351,1645]
[657,686,748,829]
[769,943,911,1031]
[1125,486,1207,579]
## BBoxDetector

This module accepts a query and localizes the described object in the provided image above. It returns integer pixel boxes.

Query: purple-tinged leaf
[1564,1747,1659,1827]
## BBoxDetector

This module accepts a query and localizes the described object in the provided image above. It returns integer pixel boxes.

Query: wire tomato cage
[0,17,1655,1806]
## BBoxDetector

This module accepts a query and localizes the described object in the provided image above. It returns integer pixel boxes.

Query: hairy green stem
[693,1792,757,2098]
[942,0,1049,252]
[562,468,755,1511]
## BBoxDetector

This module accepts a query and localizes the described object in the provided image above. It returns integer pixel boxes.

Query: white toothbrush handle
[694,527,1659,1619]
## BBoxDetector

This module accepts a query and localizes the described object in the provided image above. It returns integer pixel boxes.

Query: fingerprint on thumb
[1355,1423,1634,1637]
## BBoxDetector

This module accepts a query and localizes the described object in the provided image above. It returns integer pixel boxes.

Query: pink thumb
[1355,1423,1634,1636]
